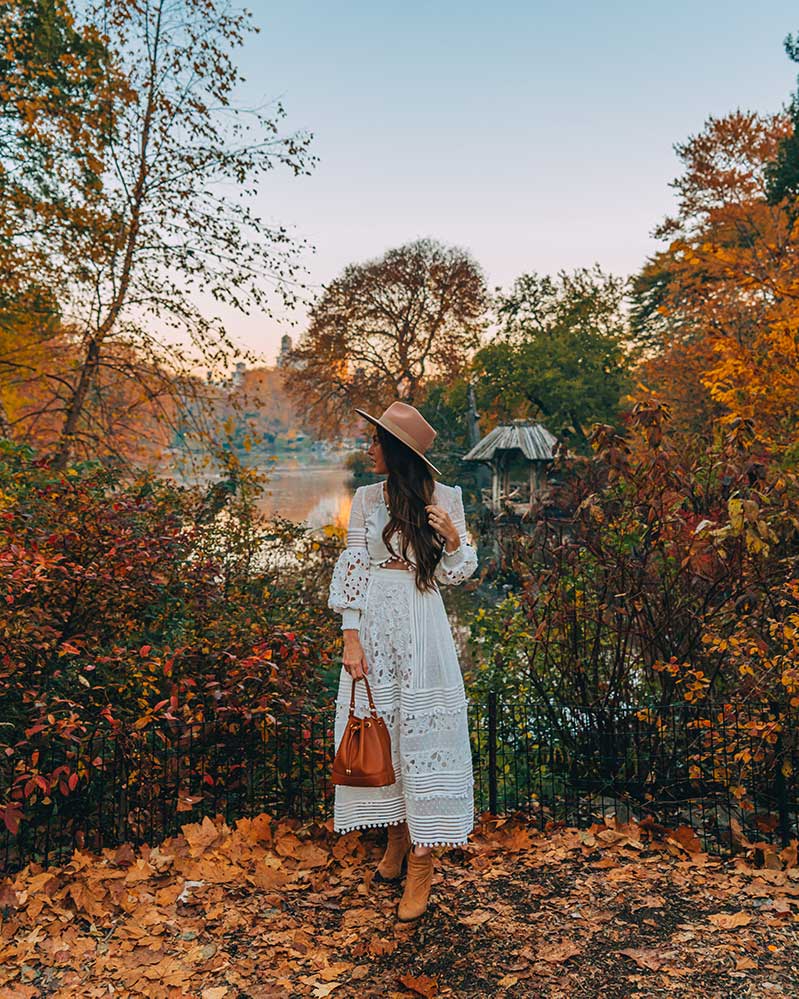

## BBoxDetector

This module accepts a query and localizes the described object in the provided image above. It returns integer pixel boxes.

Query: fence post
[488,690,498,815]
[774,716,790,848]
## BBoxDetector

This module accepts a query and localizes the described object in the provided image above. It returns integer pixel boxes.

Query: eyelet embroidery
[330,482,478,844]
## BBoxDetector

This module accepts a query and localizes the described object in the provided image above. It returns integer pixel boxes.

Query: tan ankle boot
[374,822,411,882]
[397,848,434,921]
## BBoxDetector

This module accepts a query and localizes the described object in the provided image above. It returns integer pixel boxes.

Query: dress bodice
[363,487,417,568]
[328,479,479,631]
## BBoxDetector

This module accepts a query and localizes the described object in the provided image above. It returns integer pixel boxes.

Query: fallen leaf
[538,940,581,964]
[619,947,663,971]
[398,973,439,997]
[708,911,752,930]
[318,963,352,982]
[312,984,342,998]
[631,894,666,911]
[667,825,702,854]
[458,909,493,927]
[369,936,397,956]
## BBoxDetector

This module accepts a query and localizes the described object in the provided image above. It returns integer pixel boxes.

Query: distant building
[277,334,294,369]
[231,361,246,389]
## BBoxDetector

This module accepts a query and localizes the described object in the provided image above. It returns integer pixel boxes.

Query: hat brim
[355,408,442,476]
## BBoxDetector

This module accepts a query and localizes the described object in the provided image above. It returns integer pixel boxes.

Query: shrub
[0,442,341,836]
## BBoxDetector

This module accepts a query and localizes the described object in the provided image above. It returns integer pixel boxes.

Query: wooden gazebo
[463,420,557,515]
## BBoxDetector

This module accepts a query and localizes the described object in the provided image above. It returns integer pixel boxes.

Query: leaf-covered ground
[1,812,798,998]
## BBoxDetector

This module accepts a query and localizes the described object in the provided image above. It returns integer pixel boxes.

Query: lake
[256,463,356,530]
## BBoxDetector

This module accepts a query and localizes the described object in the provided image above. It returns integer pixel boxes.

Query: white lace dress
[328,480,478,847]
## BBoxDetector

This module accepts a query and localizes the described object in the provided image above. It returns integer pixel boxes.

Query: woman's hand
[425,504,459,552]
[343,629,369,679]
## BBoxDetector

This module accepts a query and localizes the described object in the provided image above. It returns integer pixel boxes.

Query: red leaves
[0,445,341,845]
[23,775,50,798]
[0,803,23,835]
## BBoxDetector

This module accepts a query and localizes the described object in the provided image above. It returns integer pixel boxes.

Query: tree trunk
[50,0,161,469]
[467,381,490,492]
[0,399,11,439]
[51,336,101,469]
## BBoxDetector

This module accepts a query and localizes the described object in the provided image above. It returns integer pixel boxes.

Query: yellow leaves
[724,495,779,554]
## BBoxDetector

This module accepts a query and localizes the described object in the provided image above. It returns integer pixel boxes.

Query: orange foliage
[634,111,799,451]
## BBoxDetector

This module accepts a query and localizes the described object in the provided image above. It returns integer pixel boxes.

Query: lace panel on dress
[327,547,370,614]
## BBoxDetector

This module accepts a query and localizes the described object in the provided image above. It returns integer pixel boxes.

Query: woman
[328,401,478,921]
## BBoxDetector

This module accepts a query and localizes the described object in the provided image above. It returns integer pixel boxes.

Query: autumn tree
[631,106,798,450]
[285,239,489,435]
[474,267,631,447]
[0,0,119,439]
[0,0,313,467]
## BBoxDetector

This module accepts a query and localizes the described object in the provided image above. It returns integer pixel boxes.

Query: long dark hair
[377,425,443,592]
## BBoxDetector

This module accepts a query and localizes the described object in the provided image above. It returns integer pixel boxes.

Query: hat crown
[378,401,436,453]
[354,400,441,475]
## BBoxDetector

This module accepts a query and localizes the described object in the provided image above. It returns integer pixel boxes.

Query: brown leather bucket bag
[332,675,396,787]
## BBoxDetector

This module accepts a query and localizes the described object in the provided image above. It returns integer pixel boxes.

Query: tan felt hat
[355,401,441,476]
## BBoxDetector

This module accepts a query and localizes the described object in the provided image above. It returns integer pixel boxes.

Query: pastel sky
[220,1,799,364]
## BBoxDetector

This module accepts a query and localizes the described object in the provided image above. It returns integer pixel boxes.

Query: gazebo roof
[463,421,557,463]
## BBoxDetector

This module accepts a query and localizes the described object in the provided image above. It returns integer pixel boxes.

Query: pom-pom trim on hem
[333,819,408,832]
[410,839,470,848]
[333,819,470,848]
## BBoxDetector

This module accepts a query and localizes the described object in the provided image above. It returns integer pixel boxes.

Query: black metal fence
[2,694,797,872]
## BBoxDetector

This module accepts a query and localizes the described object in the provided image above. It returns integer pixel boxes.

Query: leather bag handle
[348,674,379,718]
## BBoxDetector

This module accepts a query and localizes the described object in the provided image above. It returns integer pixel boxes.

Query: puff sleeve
[328,485,371,630]
[435,485,478,585]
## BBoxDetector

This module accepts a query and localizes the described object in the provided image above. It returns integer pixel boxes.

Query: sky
[218,1,799,365]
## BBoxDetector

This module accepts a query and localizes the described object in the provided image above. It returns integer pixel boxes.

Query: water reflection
[257,465,356,530]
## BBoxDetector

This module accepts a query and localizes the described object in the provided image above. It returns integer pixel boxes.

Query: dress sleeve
[435,485,478,586]
[328,486,371,630]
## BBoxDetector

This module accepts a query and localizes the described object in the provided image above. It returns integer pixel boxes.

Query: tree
[0,0,120,438]
[631,108,799,450]
[766,31,799,203]
[474,267,631,447]
[0,0,314,467]
[285,239,489,435]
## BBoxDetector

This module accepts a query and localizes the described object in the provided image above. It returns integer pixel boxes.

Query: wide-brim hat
[355,401,442,476]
